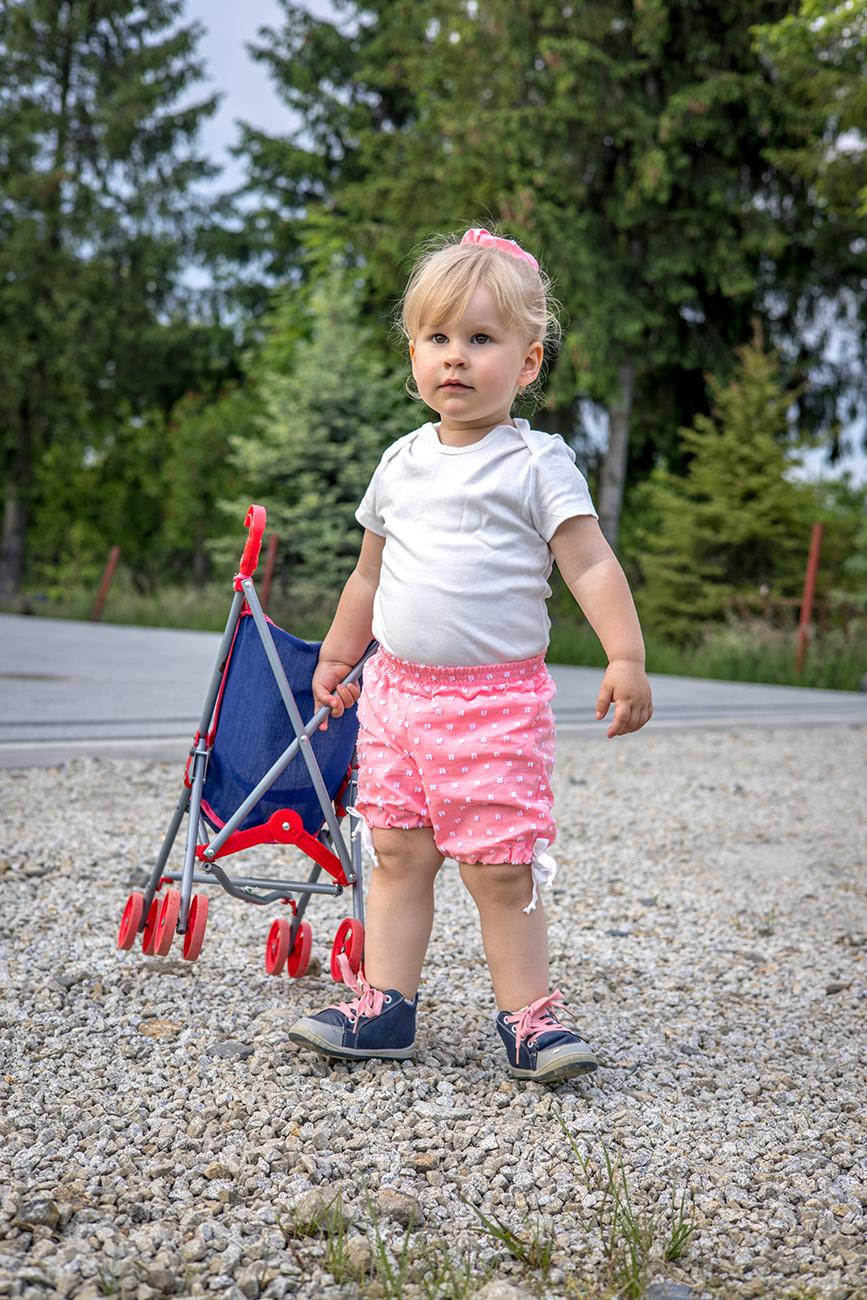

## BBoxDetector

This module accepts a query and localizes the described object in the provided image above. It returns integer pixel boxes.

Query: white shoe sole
[288,1020,415,1061]
[509,1049,598,1083]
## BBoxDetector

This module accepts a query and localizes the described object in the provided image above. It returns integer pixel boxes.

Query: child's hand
[595,660,653,738]
[312,660,360,731]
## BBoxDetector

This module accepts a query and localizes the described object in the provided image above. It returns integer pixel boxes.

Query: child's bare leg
[458,862,549,1010]
[362,826,444,1000]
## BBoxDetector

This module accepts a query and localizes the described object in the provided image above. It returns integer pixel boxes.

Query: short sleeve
[528,435,598,542]
[355,467,386,536]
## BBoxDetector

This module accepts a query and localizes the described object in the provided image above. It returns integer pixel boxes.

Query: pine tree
[636,330,815,642]
[225,268,417,606]
[231,0,827,550]
[752,0,867,459]
[0,0,221,597]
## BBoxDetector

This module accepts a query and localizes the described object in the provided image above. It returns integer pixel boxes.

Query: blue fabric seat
[201,612,359,835]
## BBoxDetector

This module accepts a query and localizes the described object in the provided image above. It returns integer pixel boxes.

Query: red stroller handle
[238,505,267,580]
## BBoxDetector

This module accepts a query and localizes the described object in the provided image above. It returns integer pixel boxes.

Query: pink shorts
[350,648,559,912]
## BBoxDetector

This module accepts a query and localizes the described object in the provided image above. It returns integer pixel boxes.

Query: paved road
[1,613,865,768]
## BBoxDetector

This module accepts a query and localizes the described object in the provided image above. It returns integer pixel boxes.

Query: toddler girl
[288,227,652,1083]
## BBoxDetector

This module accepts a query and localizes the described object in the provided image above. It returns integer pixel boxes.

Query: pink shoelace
[504,988,573,1057]
[331,952,385,1026]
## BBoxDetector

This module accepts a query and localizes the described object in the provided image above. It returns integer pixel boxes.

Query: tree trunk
[0,405,31,601]
[193,520,207,589]
[597,357,635,551]
[0,482,28,603]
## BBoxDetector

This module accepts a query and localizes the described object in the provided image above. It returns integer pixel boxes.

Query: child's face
[409,286,543,429]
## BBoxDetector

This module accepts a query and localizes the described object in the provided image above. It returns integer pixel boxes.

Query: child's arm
[549,516,653,738]
[313,529,385,730]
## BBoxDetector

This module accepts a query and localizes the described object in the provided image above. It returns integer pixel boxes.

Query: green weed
[556,1113,697,1299]
[459,1194,556,1277]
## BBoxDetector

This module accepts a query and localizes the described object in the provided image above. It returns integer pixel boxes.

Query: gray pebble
[204,1040,254,1060]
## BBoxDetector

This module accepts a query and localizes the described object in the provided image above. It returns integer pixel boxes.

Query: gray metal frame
[138,577,376,953]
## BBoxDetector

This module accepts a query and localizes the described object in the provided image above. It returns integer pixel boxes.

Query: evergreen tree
[225,269,417,603]
[752,0,867,461]
[0,0,222,597]
[233,0,825,548]
[754,1,867,222]
[635,329,815,641]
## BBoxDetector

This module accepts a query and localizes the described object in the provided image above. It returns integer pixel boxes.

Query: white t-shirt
[355,418,598,666]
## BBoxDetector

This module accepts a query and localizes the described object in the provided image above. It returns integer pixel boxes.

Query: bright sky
[183,0,334,191]
[182,1,865,482]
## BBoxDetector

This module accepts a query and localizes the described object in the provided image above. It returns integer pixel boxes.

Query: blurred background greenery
[1,0,865,688]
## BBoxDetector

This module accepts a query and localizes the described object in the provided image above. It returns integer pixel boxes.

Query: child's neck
[434,415,516,448]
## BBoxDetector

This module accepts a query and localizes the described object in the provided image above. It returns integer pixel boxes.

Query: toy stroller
[116,504,375,982]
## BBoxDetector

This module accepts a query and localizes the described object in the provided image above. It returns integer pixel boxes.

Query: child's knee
[372,825,444,877]
[459,860,532,899]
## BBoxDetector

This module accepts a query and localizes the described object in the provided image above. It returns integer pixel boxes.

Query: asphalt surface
[1,613,865,768]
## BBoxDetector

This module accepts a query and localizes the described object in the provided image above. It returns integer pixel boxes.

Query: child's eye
[430,333,448,344]
[471,333,492,344]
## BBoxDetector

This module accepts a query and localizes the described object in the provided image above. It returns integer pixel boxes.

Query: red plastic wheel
[117,892,144,951]
[286,920,312,978]
[330,917,364,982]
[265,918,291,975]
[182,894,209,962]
[141,898,160,955]
[154,889,181,957]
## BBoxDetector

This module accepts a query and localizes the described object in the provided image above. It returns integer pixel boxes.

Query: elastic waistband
[373,646,549,690]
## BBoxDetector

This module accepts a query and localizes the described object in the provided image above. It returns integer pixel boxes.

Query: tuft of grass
[459,1195,556,1278]
[289,1188,349,1240]
[413,1240,480,1299]
[277,1190,489,1298]
[556,1113,697,1299]
[664,1190,696,1263]
[755,906,779,938]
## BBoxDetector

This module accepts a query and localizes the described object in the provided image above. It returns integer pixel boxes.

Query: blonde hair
[397,231,561,409]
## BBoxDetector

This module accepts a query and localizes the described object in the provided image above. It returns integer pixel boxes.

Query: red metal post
[795,523,823,675]
[260,534,279,613]
[90,545,121,622]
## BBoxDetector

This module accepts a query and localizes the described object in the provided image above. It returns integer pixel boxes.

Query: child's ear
[409,340,416,363]
[520,341,544,386]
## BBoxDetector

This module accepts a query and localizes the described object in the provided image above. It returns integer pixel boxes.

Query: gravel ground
[0,724,865,1300]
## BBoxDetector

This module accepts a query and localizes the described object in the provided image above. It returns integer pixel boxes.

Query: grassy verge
[548,613,867,691]
[6,577,866,690]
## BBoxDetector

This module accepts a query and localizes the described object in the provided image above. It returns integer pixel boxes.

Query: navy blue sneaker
[288,955,416,1062]
[496,989,598,1083]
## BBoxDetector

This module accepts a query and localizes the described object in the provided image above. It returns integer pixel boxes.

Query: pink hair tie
[460,227,539,272]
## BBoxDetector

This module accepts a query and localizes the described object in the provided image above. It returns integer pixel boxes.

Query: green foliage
[233,0,848,544]
[0,0,227,596]
[811,477,867,611]
[28,405,173,591]
[631,336,816,641]
[749,1,867,454]
[162,387,255,585]
[224,267,417,597]
[753,1,867,221]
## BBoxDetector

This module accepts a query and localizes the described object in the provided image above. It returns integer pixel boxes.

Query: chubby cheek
[416,362,439,392]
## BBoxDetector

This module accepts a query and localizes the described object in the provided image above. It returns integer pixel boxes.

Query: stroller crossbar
[162,868,343,899]
[116,504,375,981]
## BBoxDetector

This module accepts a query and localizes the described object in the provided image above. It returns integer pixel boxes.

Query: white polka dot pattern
[351,648,557,871]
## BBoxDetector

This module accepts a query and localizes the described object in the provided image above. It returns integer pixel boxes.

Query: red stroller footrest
[196,809,351,887]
